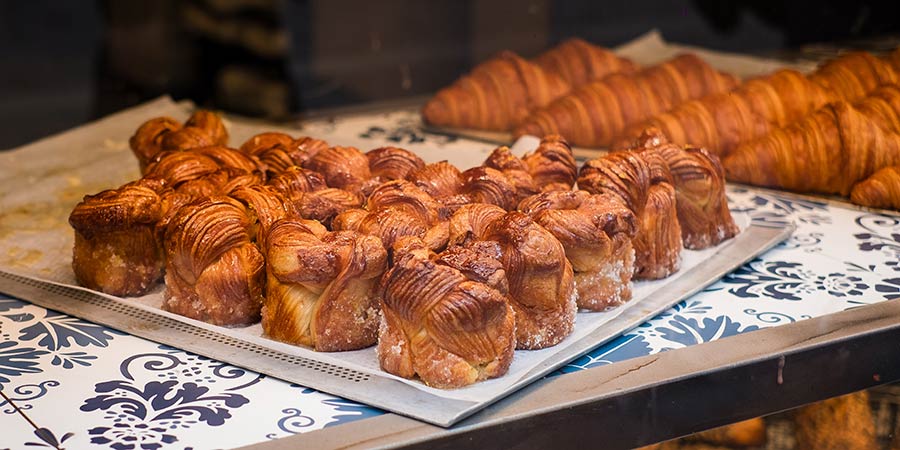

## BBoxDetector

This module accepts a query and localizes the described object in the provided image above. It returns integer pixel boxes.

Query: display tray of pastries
[49,103,792,426]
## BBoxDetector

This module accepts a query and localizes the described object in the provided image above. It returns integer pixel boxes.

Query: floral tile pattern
[2,111,900,448]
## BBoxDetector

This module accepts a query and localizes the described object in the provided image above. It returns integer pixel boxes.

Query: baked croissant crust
[534,38,638,87]
[422,51,571,131]
[850,166,900,210]
[366,146,426,182]
[69,178,169,296]
[264,219,387,351]
[239,132,329,175]
[808,51,899,102]
[519,190,637,311]
[378,237,515,388]
[448,204,576,349]
[304,146,379,195]
[130,110,229,172]
[515,54,738,148]
[631,129,739,249]
[724,101,900,196]
[578,151,682,279]
[163,197,266,326]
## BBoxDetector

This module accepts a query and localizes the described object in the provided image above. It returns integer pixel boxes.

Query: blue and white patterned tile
[0,406,54,450]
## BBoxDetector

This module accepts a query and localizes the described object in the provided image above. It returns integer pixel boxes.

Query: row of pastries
[69,110,738,388]
[425,40,900,210]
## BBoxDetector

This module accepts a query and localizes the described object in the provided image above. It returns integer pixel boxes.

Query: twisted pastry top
[69,179,166,238]
[129,117,181,169]
[130,111,228,172]
[143,151,221,187]
[239,132,329,175]
[366,147,426,182]
[518,190,637,252]
[407,161,465,200]
[304,146,376,195]
[521,135,578,191]
[534,38,638,87]
[266,166,328,201]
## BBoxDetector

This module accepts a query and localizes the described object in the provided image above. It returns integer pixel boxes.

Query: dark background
[1,0,898,149]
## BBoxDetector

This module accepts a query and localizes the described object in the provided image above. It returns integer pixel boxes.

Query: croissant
[724,101,900,196]
[630,129,739,249]
[854,83,900,132]
[850,166,900,210]
[422,51,571,131]
[578,151,682,279]
[69,178,169,296]
[514,54,738,148]
[264,219,387,351]
[130,110,229,172]
[519,190,637,311]
[239,132,329,175]
[534,38,638,88]
[448,204,575,349]
[163,197,266,326]
[808,51,899,103]
[614,69,830,156]
[378,237,515,388]
[332,180,448,251]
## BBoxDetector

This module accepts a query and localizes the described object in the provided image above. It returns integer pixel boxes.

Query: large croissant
[808,51,899,102]
[534,38,637,87]
[264,219,387,351]
[448,204,575,349]
[422,51,571,131]
[519,190,637,311]
[850,166,900,210]
[163,197,266,326]
[130,110,229,172]
[379,238,515,388]
[514,54,738,148]
[630,129,739,249]
[724,98,900,196]
[578,151,682,279]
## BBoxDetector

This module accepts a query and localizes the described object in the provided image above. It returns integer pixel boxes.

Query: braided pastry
[366,146,426,183]
[130,110,228,172]
[519,190,637,311]
[304,146,380,195]
[163,197,266,325]
[515,54,738,148]
[379,237,515,388]
[448,204,575,349]
[850,166,900,210]
[630,129,739,249]
[422,51,571,131]
[534,38,638,87]
[578,151,682,279]
[264,219,387,351]
[239,132,329,175]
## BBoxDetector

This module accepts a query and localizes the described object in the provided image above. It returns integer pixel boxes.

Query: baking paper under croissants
[70,110,741,388]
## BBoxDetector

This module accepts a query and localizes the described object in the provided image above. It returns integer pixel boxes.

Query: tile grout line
[0,389,60,449]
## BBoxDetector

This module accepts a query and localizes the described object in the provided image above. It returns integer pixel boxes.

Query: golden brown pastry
[366,146,426,182]
[69,178,169,296]
[294,188,364,228]
[514,54,738,148]
[378,237,515,388]
[230,184,297,252]
[332,180,448,251]
[850,166,900,210]
[407,161,465,200]
[854,83,900,132]
[422,51,571,131]
[519,190,637,311]
[266,166,328,198]
[534,38,638,87]
[724,101,900,196]
[163,197,266,326]
[481,146,541,201]
[794,391,877,450]
[264,219,387,351]
[809,51,899,102]
[578,151,682,279]
[521,134,578,191]
[239,132,329,175]
[129,110,229,172]
[630,129,739,249]
[448,204,576,349]
[614,69,830,156]
[303,146,379,195]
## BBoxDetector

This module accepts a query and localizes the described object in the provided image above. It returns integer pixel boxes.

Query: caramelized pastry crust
[163,197,265,326]
[519,190,637,310]
[578,151,682,279]
[129,110,229,173]
[239,132,329,175]
[521,135,578,192]
[366,146,426,182]
[264,219,387,351]
[378,238,515,388]
[448,204,576,349]
[69,179,168,296]
[304,146,375,195]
